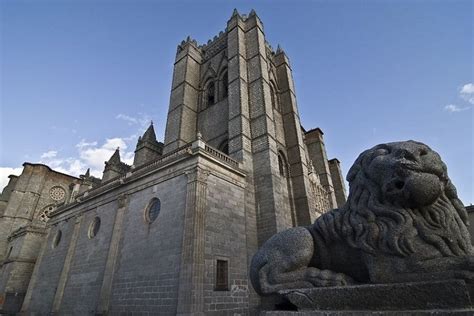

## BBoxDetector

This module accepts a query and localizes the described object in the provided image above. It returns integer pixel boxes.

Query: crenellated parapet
[200,31,227,60]
[176,35,199,55]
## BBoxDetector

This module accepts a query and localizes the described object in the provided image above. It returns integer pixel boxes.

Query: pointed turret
[102,148,131,182]
[142,121,157,143]
[108,148,121,165]
[133,122,163,167]
[84,168,90,178]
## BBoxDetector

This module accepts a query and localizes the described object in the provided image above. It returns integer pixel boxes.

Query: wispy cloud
[38,137,136,179]
[116,112,152,128]
[444,104,470,113]
[443,83,474,113]
[1,112,154,187]
[76,140,98,149]
[460,83,474,105]
[460,83,474,95]
[40,150,58,159]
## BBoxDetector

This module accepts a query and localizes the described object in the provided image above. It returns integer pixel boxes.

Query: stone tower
[163,9,343,247]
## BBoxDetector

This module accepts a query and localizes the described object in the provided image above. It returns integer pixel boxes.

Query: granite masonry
[0,10,346,315]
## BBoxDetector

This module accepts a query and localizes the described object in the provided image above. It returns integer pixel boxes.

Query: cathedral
[0,10,346,315]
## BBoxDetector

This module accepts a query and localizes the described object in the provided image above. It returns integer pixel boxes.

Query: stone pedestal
[261,280,474,315]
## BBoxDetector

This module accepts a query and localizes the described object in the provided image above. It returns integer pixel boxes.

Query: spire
[84,168,90,178]
[142,122,157,143]
[107,148,121,165]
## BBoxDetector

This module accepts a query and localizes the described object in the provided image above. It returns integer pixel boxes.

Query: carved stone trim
[117,193,128,208]
[8,225,47,241]
[185,166,210,184]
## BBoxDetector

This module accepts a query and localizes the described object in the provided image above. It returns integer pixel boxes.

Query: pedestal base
[262,279,474,315]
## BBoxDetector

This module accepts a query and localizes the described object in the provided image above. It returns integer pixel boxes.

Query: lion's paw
[305,267,356,287]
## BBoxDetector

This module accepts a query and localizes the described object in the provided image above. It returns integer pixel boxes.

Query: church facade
[0,10,346,315]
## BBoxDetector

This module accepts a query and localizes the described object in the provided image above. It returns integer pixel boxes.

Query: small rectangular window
[215,259,229,290]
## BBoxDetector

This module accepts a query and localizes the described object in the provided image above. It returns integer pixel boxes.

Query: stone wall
[24,223,75,313]
[59,203,116,314]
[109,175,187,315]
[202,172,249,315]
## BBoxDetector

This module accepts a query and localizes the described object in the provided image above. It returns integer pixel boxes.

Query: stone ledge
[261,310,474,315]
[277,279,472,312]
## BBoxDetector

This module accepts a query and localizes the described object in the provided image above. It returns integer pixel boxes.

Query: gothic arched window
[207,81,215,106]
[220,70,228,100]
[270,83,280,111]
[278,151,288,177]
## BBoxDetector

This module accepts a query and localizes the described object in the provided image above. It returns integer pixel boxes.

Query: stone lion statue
[250,140,473,295]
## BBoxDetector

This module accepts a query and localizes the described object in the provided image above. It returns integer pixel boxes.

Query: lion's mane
[314,146,472,258]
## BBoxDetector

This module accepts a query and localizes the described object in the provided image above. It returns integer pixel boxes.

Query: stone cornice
[8,225,46,241]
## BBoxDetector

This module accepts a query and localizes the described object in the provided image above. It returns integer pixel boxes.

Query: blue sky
[1,0,472,204]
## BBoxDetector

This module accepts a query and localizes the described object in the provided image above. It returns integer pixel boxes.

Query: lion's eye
[375,148,389,156]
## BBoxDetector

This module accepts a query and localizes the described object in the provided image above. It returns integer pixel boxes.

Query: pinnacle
[249,9,256,16]
[108,148,121,165]
[84,168,90,177]
[276,44,284,54]
[232,8,240,17]
[142,122,157,143]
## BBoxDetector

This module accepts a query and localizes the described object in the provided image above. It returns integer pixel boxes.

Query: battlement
[176,30,228,60]
[176,9,270,60]
[200,30,227,59]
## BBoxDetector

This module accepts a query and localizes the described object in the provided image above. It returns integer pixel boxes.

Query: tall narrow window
[270,83,280,111]
[270,85,276,108]
[215,259,229,290]
[221,71,228,99]
[278,151,288,177]
[52,230,62,249]
[207,81,215,105]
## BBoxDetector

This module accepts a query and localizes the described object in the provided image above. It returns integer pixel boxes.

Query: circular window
[145,198,161,223]
[88,217,101,239]
[50,186,66,201]
[52,230,62,249]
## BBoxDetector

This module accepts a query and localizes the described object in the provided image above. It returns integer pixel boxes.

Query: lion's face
[352,140,448,208]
